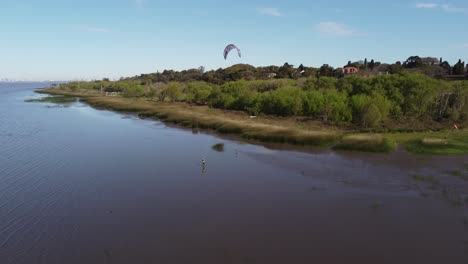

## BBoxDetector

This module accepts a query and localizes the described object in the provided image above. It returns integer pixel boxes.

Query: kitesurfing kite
[224,44,241,60]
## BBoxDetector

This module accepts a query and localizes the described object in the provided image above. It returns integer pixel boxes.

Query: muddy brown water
[1,83,468,264]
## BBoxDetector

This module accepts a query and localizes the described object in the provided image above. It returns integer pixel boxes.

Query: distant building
[342,67,359,76]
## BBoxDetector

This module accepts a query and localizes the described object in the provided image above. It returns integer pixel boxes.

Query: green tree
[453,59,465,75]
[403,56,423,68]
[260,86,304,116]
[319,64,334,77]
[303,90,325,116]
[362,104,382,128]
[440,61,451,74]
[184,81,214,104]
[123,84,145,97]
[322,89,352,122]
[166,82,181,102]
[317,77,337,90]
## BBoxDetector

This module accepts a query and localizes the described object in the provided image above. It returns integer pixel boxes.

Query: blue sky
[0,0,467,81]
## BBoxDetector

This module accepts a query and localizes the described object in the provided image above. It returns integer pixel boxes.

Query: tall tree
[453,59,465,75]
[319,64,334,77]
[403,56,423,68]
[369,59,376,70]
[440,61,451,75]
[298,64,305,72]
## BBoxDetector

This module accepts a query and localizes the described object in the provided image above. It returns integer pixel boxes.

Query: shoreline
[36,88,468,155]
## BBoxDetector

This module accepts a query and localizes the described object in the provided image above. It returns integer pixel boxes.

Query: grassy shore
[333,135,397,153]
[36,88,468,155]
[384,130,468,155]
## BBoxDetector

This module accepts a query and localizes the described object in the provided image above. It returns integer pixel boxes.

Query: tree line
[119,56,467,85]
[60,71,468,129]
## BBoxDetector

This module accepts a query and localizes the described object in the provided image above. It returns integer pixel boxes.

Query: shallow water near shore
[1,83,468,263]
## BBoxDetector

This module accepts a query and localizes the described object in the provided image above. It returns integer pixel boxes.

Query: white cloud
[416,3,468,14]
[415,3,438,9]
[76,26,110,33]
[316,22,357,36]
[257,7,283,17]
[441,4,468,14]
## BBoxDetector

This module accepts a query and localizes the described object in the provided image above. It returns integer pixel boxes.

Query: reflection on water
[1,83,468,264]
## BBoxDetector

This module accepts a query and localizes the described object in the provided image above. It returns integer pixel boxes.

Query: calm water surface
[1,83,468,264]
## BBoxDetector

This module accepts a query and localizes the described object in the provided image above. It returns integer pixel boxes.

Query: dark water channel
[1,83,468,263]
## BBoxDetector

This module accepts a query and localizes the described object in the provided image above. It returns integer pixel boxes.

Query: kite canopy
[224,44,241,60]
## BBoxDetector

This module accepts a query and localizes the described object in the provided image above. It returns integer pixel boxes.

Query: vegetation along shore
[37,58,468,154]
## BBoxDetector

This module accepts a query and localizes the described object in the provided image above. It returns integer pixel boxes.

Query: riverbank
[37,87,468,154]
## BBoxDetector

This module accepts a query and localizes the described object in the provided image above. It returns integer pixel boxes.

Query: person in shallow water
[202,159,206,173]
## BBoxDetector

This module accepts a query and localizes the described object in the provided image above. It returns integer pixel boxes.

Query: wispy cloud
[415,3,438,9]
[316,22,359,36]
[76,26,110,33]
[415,3,468,14]
[441,4,468,14]
[257,7,283,17]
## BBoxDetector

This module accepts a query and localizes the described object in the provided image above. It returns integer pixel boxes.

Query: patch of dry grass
[421,138,448,146]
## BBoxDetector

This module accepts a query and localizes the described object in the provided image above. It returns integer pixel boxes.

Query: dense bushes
[58,72,468,127]
[184,81,213,104]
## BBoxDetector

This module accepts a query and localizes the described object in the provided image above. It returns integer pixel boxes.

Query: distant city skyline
[1,0,467,81]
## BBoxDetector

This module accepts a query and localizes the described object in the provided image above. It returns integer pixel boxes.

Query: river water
[1,83,468,263]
